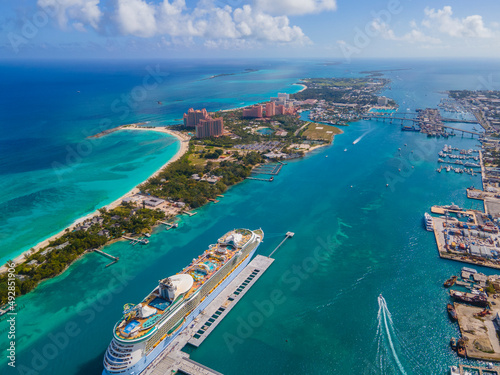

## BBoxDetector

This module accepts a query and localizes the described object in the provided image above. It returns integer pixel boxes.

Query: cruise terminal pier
[143,254,276,375]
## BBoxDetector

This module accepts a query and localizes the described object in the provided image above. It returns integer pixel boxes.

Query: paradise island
[0,75,393,308]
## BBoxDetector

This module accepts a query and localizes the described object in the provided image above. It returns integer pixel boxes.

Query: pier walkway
[188,255,274,347]
[269,232,294,258]
[92,249,119,267]
[458,364,500,374]
[143,255,274,375]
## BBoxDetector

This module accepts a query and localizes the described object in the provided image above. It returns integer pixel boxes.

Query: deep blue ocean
[1,58,499,375]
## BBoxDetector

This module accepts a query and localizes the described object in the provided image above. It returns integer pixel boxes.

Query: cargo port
[445,267,500,363]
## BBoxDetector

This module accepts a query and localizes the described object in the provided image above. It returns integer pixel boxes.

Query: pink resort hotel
[183,108,224,138]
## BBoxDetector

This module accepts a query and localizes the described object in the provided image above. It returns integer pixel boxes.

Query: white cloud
[253,0,336,16]
[36,0,313,46]
[423,6,493,38]
[116,0,157,37]
[399,29,441,44]
[233,5,307,43]
[371,20,441,45]
[37,0,102,29]
[113,1,308,44]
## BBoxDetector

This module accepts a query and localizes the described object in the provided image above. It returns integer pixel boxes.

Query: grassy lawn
[302,123,343,143]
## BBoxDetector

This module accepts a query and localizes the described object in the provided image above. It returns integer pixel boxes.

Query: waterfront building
[278,93,290,101]
[377,96,389,106]
[195,117,224,138]
[266,102,275,117]
[276,104,285,115]
[242,105,263,118]
[183,108,209,128]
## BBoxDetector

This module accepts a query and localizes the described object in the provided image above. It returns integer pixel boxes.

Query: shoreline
[294,83,307,93]
[0,126,190,273]
[1,80,312,274]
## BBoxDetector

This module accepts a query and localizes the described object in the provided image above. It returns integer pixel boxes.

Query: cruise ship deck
[114,230,253,342]
[142,255,274,375]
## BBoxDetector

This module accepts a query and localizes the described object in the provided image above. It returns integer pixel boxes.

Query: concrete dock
[143,255,274,375]
[459,364,500,374]
[188,255,274,347]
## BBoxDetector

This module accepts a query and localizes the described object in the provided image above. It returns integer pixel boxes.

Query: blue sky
[1,0,500,59]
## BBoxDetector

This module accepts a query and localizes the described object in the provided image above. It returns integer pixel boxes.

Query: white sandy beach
[0,127,190,273]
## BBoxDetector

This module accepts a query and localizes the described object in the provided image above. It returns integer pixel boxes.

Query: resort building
[144,197,166,207]
[195,117,224,138]
[183,108,209,128]
[183,107,224,138]
[265,102,275,117]
[242,105,263,118]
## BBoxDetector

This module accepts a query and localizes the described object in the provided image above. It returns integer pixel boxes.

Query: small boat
[444,276,457,288]
[424,213,433,231]
[450,337,457,350]
[457,338,466,357]
[449,290,488,307]
[450,365,460,375]
[447,303,458,321]
[344,148,347,152]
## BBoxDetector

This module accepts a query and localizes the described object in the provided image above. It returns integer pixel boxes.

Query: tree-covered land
[140,152,264,208]
[0,205,165,304]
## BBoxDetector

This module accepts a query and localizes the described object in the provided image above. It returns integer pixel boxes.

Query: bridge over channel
[362,112,481,136]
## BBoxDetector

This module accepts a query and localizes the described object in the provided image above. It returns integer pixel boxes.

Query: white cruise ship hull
[102,244,259,375]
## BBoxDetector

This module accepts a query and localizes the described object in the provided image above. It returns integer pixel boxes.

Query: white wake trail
[377,295,408,375]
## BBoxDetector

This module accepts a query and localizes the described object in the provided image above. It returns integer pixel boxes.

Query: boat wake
[374,295,416,375]
[352,126,375,145]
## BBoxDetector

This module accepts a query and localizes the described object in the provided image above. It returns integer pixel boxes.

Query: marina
[123,236,150,245]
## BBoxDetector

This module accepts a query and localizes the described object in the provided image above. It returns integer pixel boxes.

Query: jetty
[246,176,274,182]
[159,221,178,230]
[269,231,294,258]
[123,236,149,245]
[92,249,119,267]
[252,163,283,175]
[143,255,274,375]
[183,211,198,217]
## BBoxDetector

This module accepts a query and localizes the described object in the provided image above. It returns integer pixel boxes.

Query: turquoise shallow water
[1,59,500,375]
[0,129,179,265]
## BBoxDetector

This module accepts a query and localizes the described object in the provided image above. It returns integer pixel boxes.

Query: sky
[1,0,500,59]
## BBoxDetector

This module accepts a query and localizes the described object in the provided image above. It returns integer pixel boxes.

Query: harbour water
[1,59,499,374]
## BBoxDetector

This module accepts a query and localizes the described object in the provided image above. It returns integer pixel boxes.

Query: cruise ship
[424,212,434,231]
[102,228,263,375]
